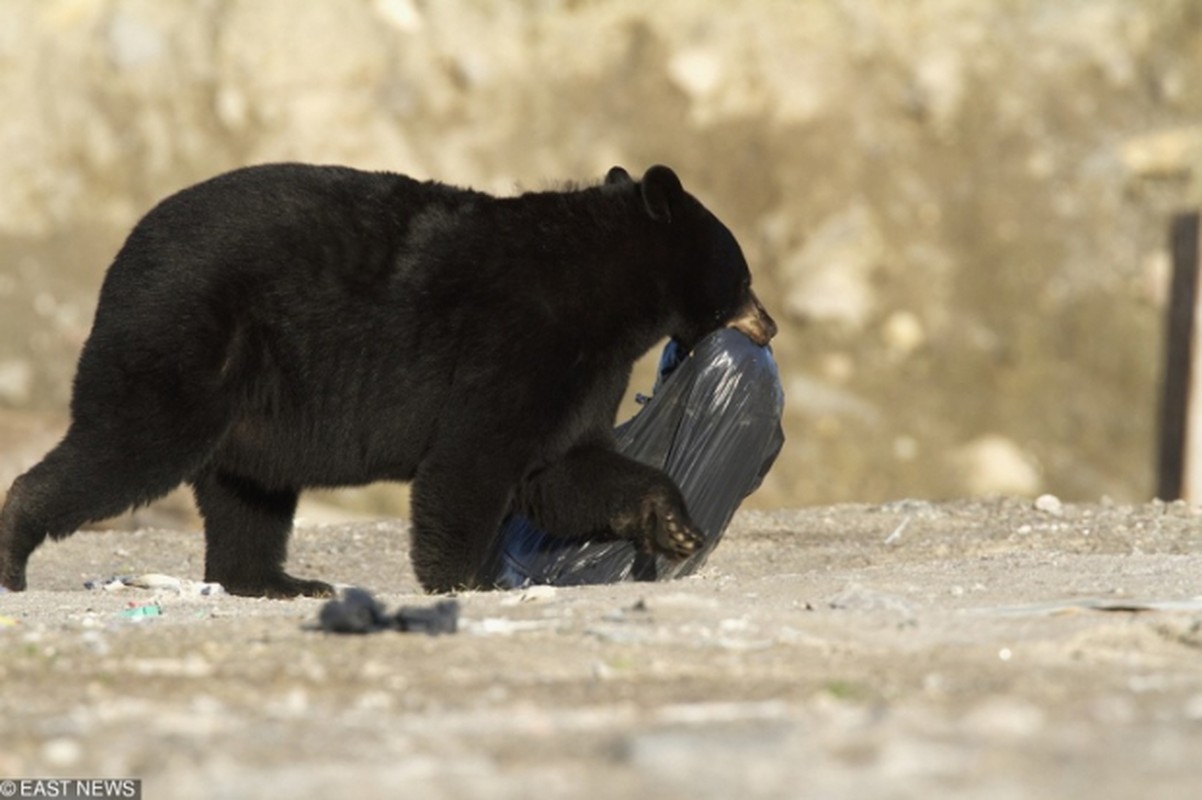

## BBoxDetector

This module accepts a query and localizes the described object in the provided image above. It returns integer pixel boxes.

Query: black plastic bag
[485,328,785,588]
[318,588,459,635]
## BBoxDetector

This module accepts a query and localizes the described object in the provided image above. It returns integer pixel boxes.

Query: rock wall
[2,0,1201,510]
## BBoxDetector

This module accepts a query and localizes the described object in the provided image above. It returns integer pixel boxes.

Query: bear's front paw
[618,491,703,561]
[650,507,704,560]
[0,548,27,592]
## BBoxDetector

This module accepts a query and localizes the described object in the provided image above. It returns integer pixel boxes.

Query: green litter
[120,603,163,619]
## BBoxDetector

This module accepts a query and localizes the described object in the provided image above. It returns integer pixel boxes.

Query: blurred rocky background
[1,0,1201,525]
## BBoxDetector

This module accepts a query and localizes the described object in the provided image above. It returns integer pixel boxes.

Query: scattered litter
[878,499,939,518]
[500,584,558,605]
[84,575,130,591]
[0,615,19,627]
[318,587,387,633]
[125,574,185,591]
[316,587,458,635]
[119,602,163,620]
[396,600,460,635]
[84,573,224,596]
[883,516,911,545]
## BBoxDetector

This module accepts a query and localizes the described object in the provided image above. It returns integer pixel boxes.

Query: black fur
[0,163,775,596]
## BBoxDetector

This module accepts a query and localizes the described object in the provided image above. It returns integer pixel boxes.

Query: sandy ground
[2,498,1201,799]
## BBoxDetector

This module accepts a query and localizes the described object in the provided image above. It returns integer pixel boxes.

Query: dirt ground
[1,498,1201,799]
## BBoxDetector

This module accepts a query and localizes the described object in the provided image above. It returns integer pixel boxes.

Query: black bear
[0,163,775,596]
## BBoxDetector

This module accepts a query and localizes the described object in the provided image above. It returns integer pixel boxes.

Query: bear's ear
[605,166,633,186]
[640,165,683,223]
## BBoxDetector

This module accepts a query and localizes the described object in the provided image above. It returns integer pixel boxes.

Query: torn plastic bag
[317,588,460,635]
[484,327,785,588]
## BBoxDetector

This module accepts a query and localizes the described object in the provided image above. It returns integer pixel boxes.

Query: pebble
[41,737,82,767]
[1034,494,1063,516]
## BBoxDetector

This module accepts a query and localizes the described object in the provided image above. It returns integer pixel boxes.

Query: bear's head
[607,165,777,351]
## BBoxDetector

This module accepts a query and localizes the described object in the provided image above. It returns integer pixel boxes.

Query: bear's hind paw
[218,572,336,599]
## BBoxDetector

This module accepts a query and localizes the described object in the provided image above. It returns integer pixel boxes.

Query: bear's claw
[617,488,705,562]
[653,510,703,559]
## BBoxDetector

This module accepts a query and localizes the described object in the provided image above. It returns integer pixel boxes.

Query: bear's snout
[726,290,777,347]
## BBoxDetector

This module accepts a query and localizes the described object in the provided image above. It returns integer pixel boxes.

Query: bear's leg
[191,471,332,598]
[409,451,521,593]
[518,444,704,560]
[0,426,203,591]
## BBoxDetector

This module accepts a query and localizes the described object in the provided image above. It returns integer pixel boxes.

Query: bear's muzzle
[726,290,777,347]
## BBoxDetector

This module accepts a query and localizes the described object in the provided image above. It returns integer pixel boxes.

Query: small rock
[881,310,926,356]
[1120,125,1202,179]
[668,46,724,99]
[105,11,165,69]
[1034,494,1064,516]
[373,0,424,32]
[951,435,1042,497]
[42,737,82,767]
[0,359,33,405]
